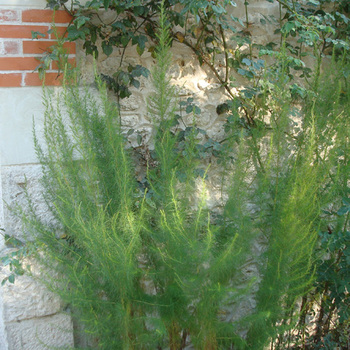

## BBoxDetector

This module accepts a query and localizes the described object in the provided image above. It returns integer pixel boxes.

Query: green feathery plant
[9,2,349,350]
[294,57,350,349]
[17,3,253,349]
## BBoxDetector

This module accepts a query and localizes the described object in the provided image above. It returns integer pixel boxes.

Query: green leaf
[307,0,320,5]
[67,26,88,40]
[131,79,140,89]
[130,65,149,78]
[337,206,349,216]
[75,16,90,29]
[194,106,201,115]
[145,197,156,208]
[118,71,131,85]
[103,0,110,10]
[282,21,295,34]
[31,31,45,39]
[137,35,147,50]
[2,256,10,266]
[227,57,236,68]
[242,58,251,66]
[112,21,126,31]
[343,197,350,206]
[8,274,15,284]
[102,41,113,56]
[186,105,193,114]
[136,44,144,56]
[5,234,24,248]
[121,35,130,48]
[237,68,254,79]
[211,4,225,14]
[194,168,206,178]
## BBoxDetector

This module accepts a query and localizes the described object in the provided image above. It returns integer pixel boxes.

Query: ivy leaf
[118,72,131,85]
[211,4,226,15]
[194,168,206,178]
[5,234,24,248]
[307,0,320,5]
[102,41,113,56]
[237,68,254,79]
[130,65,149,78]
[2,256,10,266]
[337,197,350,216]
[121,35,130,48]
[136,44,144,56]
[8,274,15,284]
[145,197,156,208]
[75,16,90,29]
[84,41,98,57]
[186,105,194,114]
[137,35,147,50]
[282,21,296,35]
[112,21,126,31]
[67,26,88,40]
[176,170,187,183]
[131,79,140,89]
[133,6,145,16]
[242,58,252,66]
[31,31,45,39]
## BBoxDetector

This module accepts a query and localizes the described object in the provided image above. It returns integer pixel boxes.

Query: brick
[51,26,69,39]
[0,73,22,87]
[0,25,49,39]
[22,10,73,24]
[0,57,40,70]
[25,72,63,86]
[51,57,76,70]
[0,10,19,23]
[1,41,21,55]
[23,40,76,54]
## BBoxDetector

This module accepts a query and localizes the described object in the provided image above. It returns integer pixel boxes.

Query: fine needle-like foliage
[18,3,253,349]
[13,2,348,349]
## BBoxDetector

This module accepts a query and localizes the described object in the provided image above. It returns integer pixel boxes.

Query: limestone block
[0,287,8,350]
[0,0,47,7]
[120,94,141,112]
[6,313,74,350]
[1,164,50,242]
[2,271,63,323]
[121,114,140,128]
[0,88,47,166]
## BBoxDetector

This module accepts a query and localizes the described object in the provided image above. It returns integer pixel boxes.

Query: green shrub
[9,2,350,349]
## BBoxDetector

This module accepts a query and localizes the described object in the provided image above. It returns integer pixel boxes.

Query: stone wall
[0,1,280,348]
[0,1,75,348]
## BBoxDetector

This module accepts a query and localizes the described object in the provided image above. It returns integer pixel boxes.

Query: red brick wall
[0,9,75,87]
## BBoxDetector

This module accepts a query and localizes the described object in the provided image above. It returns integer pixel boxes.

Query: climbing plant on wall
[3,0,350,349]
[42,0,349,111]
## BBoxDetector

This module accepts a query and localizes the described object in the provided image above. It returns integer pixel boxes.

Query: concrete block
[0,88,46,166]
[6,313,73,350]
[2,272,63,323]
